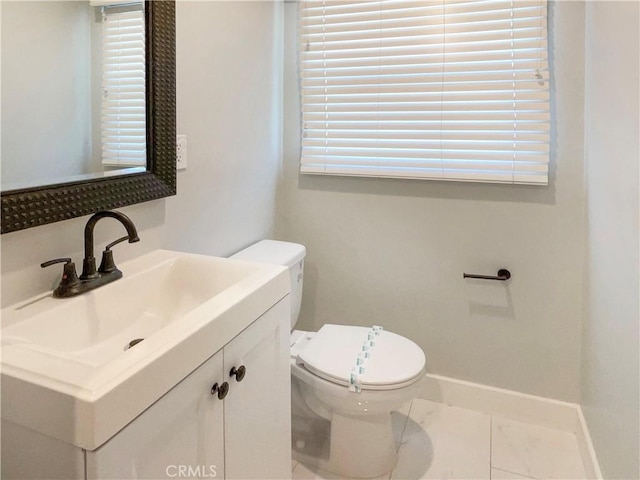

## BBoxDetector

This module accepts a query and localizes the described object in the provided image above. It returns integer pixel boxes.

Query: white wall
[279,1,586,402]
[582,2,640,478]
[1,2,283,308]
[1,1,93,190]
[164,1,283,257]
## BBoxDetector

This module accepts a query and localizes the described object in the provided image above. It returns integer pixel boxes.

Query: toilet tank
[230,240,306,329]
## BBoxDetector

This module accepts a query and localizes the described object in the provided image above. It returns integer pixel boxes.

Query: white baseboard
[419,373,578,432]
[418,373,602,479]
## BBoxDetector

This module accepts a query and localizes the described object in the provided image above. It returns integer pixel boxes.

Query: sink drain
[125,338,144,351]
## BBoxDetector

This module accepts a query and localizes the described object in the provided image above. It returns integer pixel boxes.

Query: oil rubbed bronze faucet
[41,210,140,298]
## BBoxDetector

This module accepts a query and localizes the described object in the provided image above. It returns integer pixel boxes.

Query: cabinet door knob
[230,365,246,382]
[217,381,230,399]
[211,382,229,400]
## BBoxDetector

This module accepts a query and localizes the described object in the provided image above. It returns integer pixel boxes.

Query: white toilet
[231,240,426,478]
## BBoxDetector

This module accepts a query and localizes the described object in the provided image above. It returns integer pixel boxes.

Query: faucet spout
[81,211,139,279]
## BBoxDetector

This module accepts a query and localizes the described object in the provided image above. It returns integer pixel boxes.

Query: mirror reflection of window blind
[101,4,145,167]
[298,0,550,185]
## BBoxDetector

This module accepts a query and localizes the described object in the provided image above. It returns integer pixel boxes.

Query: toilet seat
[294,325,425,391]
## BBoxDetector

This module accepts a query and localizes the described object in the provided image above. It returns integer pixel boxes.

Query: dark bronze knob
[217,381,229,399]
[230,365,246,382]
[210,381,230,400]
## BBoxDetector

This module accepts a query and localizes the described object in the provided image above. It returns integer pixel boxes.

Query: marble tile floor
[291,398,587,480]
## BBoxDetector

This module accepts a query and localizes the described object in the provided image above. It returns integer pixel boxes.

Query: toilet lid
[297,324,425,390]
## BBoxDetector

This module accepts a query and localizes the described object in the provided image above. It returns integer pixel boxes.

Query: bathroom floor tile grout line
[398,399,413,450]
[492,466,537,479]
[490,415,493,476]
[389,399,411,480]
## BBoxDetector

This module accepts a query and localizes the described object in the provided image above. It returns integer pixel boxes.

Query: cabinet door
[223,298,291,480]
[87,351,225,480]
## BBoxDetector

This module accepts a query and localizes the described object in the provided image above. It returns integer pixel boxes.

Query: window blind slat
[303,129,549,141]
[303,75,547,89]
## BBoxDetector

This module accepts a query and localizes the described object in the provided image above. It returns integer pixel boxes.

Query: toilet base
[327,412,397,478]
[293,411,397,479]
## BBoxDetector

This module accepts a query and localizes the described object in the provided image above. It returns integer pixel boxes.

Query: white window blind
[298,0,550,185]
[101,4,146,167]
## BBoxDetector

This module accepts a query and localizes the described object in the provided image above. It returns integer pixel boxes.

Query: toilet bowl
[231,240,426,478]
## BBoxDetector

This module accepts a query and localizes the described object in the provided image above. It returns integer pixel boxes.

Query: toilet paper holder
[463,269,511,281]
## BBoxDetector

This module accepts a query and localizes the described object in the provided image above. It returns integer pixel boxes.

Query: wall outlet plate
[177,135,187,170]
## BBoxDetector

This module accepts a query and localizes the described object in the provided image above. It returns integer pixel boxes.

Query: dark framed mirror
[1,0,176,234]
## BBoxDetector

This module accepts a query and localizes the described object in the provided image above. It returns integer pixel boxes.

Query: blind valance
[298,0,550,184]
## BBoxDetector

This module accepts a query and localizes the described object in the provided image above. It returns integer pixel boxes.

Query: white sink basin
[1,249,289,450]
[4,254,263,366]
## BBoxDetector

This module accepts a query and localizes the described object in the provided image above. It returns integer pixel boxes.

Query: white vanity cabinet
[85,350,225,479]
[85,298,291,480]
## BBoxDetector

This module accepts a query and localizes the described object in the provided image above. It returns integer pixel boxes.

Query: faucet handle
[41,257,73,269]
[98,235,130,274]
[41,258,80,298]
[104,235,131,251]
